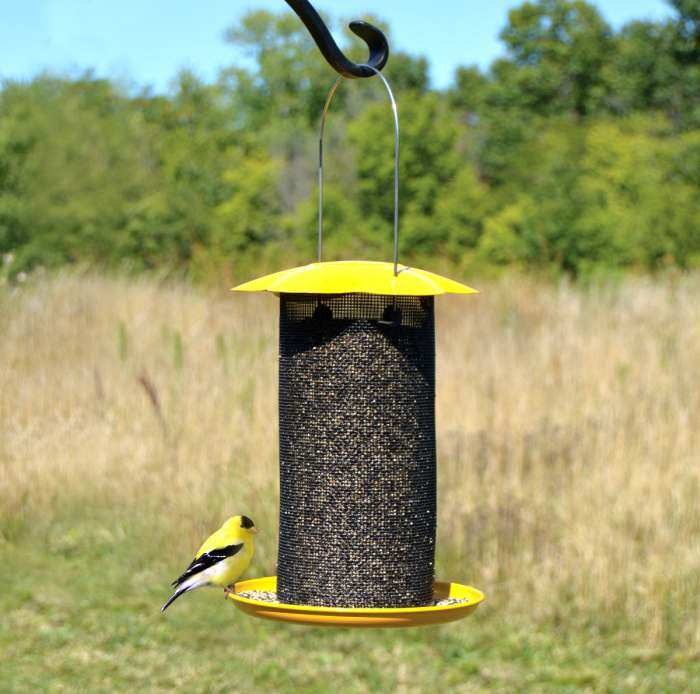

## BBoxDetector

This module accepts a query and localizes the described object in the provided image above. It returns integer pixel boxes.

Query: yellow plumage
[161,515,257,613]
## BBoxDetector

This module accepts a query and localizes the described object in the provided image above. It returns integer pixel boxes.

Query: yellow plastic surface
[228,576,485,628]
[232,261,478,297]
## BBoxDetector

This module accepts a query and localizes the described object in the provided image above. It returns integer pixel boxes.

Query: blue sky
[1,1,673,92]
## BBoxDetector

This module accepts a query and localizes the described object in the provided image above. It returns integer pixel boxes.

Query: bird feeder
[227,0,484,627]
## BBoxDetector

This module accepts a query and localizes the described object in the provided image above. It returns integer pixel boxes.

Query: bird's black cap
[241,515,255,529]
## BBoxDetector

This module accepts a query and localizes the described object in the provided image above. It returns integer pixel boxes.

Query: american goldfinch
[161,515,257,613]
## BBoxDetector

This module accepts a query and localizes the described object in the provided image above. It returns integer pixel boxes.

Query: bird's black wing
[171,543,244,587]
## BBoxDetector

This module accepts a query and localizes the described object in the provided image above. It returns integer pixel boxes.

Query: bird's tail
[161,583,200,613]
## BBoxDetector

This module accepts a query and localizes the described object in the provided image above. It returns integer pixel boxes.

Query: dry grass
[1,272,698,648]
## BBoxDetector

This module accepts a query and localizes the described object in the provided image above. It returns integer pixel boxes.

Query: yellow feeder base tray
[227,576,485,628]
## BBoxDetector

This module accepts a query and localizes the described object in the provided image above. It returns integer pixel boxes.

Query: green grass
[1,519,697,693]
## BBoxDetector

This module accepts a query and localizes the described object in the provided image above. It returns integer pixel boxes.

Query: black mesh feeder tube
[227,0,484,627]
[278,293,436,607]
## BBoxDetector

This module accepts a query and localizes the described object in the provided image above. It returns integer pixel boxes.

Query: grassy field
[1,273,699,692]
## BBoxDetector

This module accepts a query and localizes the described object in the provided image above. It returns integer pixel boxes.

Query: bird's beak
[250,527,259,534]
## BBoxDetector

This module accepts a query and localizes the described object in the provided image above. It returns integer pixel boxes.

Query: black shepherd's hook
[284,0,389,78]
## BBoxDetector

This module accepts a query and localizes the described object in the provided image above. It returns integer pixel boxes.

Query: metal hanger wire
[317,68,400,277]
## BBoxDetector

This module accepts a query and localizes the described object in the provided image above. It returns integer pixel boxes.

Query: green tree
[496,0,614,117]
[1,3,698,280]
[347,93,460,257]
[574,119,700,269]
[448,66,489,118]
[0,77,160,272]
[222,10,338,130]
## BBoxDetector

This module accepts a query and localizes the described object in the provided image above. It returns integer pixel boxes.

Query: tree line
[1,0,698,282]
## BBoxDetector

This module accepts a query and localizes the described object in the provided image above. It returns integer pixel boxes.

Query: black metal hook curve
[284,0,389,78]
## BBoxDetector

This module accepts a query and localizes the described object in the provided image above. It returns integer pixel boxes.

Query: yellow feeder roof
[232,260,478,296]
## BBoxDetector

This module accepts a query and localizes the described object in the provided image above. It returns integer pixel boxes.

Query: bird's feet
[223,586,235,598]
